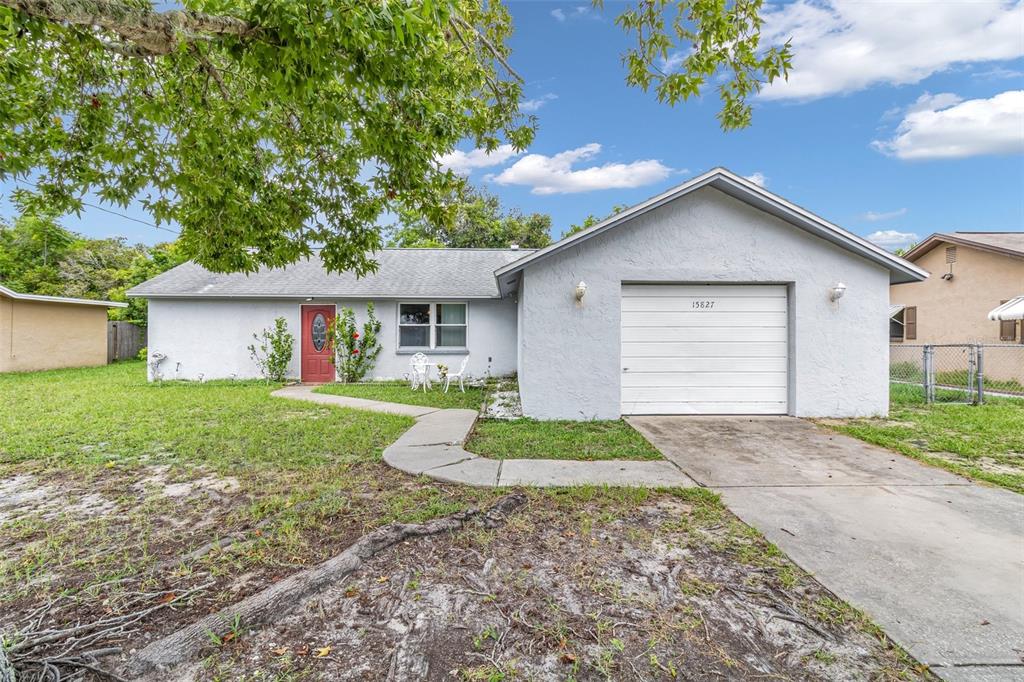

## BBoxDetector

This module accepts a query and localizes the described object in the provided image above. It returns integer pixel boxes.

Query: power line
[6,178,180,236]
[79,200,179,235]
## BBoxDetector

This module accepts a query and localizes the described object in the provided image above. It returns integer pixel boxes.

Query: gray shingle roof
[126,249,533,300]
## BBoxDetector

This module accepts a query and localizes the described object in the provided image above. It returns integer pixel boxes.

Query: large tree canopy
[0,0,790,275]
[387,185,551,249]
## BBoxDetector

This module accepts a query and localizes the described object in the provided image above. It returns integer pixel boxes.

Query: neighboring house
[889,232,1024,345]
[127,168,925,419]
[0,284,127,373]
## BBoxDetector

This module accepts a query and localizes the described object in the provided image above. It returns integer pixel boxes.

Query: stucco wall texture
[890,243,1024,344]
[146,297,517,382]
[516,187,892,420]
[0,296,109,372]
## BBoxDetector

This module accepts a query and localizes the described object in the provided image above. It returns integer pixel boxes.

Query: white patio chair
[444,355,470,393]
[409,352,431,392]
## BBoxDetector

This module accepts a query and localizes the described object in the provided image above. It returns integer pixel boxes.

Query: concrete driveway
[629,416,1024,682]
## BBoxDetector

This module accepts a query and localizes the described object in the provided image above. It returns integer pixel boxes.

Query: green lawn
[467,418,664,461]
[315,380,486,410]
[0,361,501,600]
[1,362,414,472]
[825,383,1024,493]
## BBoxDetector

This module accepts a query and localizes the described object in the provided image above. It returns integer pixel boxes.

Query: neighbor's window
[998,300,1017,342]
[889,309,905,342]
[398,303,467,349]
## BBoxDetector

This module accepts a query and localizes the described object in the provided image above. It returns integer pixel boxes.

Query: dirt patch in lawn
[0,460,922,680]
[0,474,117,524]
[194,493,923,681]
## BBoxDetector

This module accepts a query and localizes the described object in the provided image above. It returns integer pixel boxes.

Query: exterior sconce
[574,281,588,302]
[829,282,847,302]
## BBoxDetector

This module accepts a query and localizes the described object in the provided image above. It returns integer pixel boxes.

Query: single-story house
[0,283,127,373]
[127,168,926,419]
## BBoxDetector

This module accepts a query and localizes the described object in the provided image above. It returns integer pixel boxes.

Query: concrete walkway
[629,415,1024,682]
[272,385,694,488]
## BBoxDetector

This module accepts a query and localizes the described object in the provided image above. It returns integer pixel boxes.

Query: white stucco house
[127,168,927,419]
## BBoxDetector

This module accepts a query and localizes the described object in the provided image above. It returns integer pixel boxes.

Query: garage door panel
[621,325,787,343]
[621,371,788,388]
[624,356,789,373]
[622,386,787,402]
[623,341,787,358]
[622,296,786,313]
[621,310,787,327]
[620,284,788,415]
[623,284,787,298]
[622,401,787,415]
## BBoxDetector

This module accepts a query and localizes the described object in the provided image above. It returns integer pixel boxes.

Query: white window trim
[397,301,469,351]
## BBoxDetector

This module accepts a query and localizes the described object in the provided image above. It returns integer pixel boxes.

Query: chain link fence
[890,344,1024,403]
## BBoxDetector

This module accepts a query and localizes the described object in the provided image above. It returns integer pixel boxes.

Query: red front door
[301,305,335,383]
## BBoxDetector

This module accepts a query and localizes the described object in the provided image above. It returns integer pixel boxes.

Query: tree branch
[2,0,261,55]
[450,14,524,83]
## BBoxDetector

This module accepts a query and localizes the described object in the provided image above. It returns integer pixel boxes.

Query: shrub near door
[330,304,383,383]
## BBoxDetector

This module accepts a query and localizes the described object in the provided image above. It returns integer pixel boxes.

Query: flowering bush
[329,304,382,383]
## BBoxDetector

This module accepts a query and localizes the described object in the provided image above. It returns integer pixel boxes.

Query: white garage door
[621,284,788,414]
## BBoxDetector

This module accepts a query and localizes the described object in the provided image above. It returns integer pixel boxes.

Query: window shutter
[999,301,1017,341]
[904,306,917,340]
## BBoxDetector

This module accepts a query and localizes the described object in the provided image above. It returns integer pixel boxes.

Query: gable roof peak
[496,167,927,289]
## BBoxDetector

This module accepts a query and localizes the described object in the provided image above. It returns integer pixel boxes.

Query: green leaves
[387,184,551,249]
[612,0,792,131]
[1,0,532,275]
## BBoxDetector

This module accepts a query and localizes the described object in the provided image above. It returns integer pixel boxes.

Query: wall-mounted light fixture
[304,296,314,301]
[574,281,588,302]
[829,282,847,302]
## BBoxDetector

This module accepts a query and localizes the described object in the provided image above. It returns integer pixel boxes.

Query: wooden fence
[107,321,146,363]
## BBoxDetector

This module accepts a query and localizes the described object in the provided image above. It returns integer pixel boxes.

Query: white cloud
[906,92,963,114]
[744,172,768,187]
[867,230,920,250]
[759,0,1024,101]
[489,143,672,195]
[551,5,603,23]
[438,144,520,175]
[872,90,1024,160]
[975,66,1024,80]
[862,208,908,222]
[520,93,558,113]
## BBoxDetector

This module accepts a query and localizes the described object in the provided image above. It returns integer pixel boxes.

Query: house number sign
[692,300,716,309]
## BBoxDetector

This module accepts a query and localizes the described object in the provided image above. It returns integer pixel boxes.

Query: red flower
[352,332,360,339]
[351,348,360,355]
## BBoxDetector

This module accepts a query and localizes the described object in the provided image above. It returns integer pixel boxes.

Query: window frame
[889,309,905,342]
[998,300,1018,342]
[396,301,469,352]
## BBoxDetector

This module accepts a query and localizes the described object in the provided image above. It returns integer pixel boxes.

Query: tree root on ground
[2,582,213,682]
[125,492,527,678]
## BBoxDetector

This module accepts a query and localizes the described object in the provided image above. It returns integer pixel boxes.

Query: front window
[398,303,467,350]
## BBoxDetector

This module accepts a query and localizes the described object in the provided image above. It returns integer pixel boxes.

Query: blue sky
[3,0,1023,251]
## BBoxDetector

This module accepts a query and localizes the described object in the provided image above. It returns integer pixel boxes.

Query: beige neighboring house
[0,284,127,373]
[889,232,1024,345]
